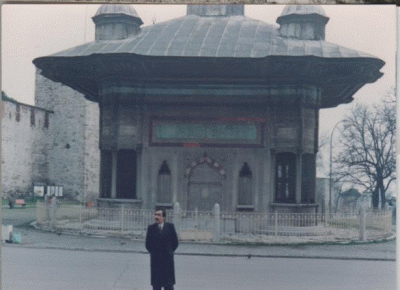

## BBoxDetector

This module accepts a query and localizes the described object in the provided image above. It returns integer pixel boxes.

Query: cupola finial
[277,5,329,40]
[92,4,143,41]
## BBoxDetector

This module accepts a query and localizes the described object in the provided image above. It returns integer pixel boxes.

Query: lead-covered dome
[279,5,327,17]
[92,4,143,41]
[277,5,329,40]
[33,5,384,108]
[187,4,244,17]
[94,4,141,18]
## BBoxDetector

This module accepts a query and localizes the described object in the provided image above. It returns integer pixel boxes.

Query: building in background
[4,4,384,213]
[2,95,53,198]
[2,82,100,202]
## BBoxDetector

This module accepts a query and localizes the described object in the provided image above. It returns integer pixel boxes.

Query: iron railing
[36,202,393,244]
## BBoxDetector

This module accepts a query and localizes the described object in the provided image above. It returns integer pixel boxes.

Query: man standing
[146,207,179,290]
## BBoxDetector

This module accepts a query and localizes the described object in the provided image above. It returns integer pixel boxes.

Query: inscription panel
[150,117,263,147]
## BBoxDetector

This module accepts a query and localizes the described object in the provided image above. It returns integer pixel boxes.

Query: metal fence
[36,201,393,244]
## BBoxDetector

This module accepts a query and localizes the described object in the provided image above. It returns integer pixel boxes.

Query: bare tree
[334,94,396,209]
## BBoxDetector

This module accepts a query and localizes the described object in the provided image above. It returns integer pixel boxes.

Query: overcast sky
[1,4,397,144]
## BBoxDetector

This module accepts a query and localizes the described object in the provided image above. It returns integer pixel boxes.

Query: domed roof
[278,5,327,18]
[187,4,244,17]
[94,4,140,18]
[53,12,365,59]
[34,5,385,108]
[277,5,329,40]
[92,4,143,40]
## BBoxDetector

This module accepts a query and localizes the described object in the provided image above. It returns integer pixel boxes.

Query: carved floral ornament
[185,154,226,178]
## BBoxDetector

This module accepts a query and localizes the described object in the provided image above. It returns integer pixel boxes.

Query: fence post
[324,213,328,241]
[50,196,57,231]
[35,200,41,224]
[120,205,125,233]
[213,203,220,243]
[360,206,367,241]
[173,202,181,237]
[44,195,50,222]
[195,207,199,229]
[79,204,83,224]
[121,204,126,232]
[274,210,278,236]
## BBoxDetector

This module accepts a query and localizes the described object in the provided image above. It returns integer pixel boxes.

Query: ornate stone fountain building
[33,5,384,213]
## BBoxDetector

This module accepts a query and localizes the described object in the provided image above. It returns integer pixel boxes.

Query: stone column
[140,147,150,207]
[296,153,302,204]
[111,151,117,199]
[135,145,143,202]
[139,104,149,208]
[231,151,239,211]
[110,96,119,200]
[213,203,221,242]
[269,149,276,208]
[173,202,181,237]
[172,152,178,204]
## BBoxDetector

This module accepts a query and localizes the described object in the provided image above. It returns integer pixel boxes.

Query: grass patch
[61,199,82,206]
[2,197,43,206]
[2,197,82,207]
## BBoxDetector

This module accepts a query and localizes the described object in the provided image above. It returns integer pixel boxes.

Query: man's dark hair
[155,206,167,217]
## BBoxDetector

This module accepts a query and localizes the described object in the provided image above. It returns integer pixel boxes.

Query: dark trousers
[153,286,173,290]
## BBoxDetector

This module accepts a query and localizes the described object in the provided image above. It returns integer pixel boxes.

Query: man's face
[155,210,165,224]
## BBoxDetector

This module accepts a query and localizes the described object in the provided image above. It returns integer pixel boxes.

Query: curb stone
[4,222,394,262]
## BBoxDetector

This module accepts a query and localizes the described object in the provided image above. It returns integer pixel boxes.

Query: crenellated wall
[1,99,52,196]
[1,71,101,201]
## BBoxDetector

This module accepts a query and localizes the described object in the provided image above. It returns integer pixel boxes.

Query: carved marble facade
[33,5,384,213]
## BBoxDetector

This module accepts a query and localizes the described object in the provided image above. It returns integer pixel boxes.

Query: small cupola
[277,5,329,40]
[187,4,244,17]
[92,4,143,41]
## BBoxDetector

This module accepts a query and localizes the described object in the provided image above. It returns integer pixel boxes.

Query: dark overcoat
[145,222,179,287]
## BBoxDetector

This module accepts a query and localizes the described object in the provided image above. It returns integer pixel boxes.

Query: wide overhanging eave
[33,54,385,105]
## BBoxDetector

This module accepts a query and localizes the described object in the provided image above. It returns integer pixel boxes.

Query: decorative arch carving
[184,154,226,178]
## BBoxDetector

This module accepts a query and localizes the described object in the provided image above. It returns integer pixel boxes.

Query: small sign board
[47,186,63,197]
[33,185,45,197]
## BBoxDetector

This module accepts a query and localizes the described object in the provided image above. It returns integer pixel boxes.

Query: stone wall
[1,70,101,201]
[35,70,100,201]
[1,99,52,197]
[84,97,101,202]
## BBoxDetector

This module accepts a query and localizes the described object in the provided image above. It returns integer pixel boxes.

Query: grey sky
[1,4,396,140]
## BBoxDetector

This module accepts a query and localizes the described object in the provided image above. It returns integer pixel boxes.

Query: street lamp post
[329,120,343,214]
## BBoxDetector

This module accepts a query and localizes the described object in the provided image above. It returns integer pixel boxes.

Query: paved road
[2,246,395,290]
[0,205,396,289]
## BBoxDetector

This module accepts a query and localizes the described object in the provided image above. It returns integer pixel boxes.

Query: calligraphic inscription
[151,119,262,146]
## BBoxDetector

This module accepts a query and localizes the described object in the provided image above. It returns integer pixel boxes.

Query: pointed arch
[238,162,253,208]
[184,154,226,178]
